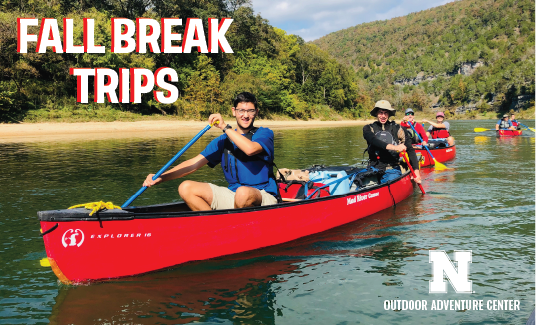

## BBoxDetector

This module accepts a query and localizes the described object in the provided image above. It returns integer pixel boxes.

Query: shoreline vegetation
[1,105,533,143]
[2,104,533,123]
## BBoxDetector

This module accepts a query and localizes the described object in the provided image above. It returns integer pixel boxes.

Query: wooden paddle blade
[432,158,450,170]
[474,128,491,132]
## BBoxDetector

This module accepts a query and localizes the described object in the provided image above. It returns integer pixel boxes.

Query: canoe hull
[497,129,522,137]
[39,173,415,284]
[415,145,456,168]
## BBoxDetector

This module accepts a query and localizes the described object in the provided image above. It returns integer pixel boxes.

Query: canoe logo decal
[446,149,453,152]
[347,192,379,205]
[62,229,85,248]
[89,233,151,239]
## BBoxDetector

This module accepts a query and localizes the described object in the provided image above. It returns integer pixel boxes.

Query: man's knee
[179,180,207,198]
[234,187,251,205]
[178,180,193,197]
[234,187,261,208]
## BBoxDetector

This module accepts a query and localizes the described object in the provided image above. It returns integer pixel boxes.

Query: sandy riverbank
[0,119,374,143]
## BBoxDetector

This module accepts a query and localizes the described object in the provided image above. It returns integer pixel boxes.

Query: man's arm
[398,127,421,183]
[398,127,419,169]
[423,119,447,129]
[225,129,264,156]
[209,114,264,156]
[143,154,209,187]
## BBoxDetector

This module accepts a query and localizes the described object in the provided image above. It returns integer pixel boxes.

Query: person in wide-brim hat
[363,99,421,184]
[370,100,396,117]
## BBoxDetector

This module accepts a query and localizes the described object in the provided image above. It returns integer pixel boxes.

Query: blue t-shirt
[200,127,277,197]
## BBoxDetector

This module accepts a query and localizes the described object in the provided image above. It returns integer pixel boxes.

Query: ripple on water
[0,121,534,324]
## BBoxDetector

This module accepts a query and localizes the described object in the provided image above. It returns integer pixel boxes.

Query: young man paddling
[143,92,278,211]
[423,112,455,147]
[363,100,421,184]
[401,108,428,147]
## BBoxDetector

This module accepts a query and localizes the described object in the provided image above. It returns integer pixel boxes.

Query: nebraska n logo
[429,250,472,293]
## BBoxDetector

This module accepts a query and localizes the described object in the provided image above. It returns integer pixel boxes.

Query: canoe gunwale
[415,145,456,168]
[38,171,412,223]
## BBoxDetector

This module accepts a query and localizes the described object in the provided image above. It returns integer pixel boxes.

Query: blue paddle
[407,121,449,170]
[121,121,219,208]
[518,122,535,132]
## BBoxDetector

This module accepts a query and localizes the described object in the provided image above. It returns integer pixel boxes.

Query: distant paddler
[363,100,421,184]
[401,108,428,147]
[510,113,520,129]
[496,114,516,131]
[423,111,455,147]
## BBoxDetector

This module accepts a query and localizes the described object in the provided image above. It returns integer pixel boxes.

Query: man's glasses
[406,112,414,116]
[236,109,256,116]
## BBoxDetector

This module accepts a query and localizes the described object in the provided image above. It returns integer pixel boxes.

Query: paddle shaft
[407,121,439,164]
[121,123,215,208]
[518,122,535,132]
[400,152,425,194]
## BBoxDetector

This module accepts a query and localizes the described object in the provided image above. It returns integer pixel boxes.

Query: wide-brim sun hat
[436,111,445,118]
[503,114,509,118]
[370,100,395,117]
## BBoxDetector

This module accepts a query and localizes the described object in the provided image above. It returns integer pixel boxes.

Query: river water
[0,120,534,324]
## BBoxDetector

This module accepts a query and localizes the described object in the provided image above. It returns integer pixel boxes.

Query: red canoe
[415,145,456,168]
[39,172,415,284]
[497,129,522,137]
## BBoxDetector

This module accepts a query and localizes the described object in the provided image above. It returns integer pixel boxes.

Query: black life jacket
[498,120,511,130]
[366,121,402,169]
[402,121,420,144]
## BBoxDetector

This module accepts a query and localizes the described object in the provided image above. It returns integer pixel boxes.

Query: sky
[251,0,453,41]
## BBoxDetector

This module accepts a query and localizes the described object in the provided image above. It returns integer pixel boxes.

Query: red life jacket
[401,121,420,144]
[511,120,519,127]
[430,127,450,139]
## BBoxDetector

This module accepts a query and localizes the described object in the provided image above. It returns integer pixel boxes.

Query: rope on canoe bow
[68,201,122,216]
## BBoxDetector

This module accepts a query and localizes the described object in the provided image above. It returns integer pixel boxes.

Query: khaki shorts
[208,183,278,210]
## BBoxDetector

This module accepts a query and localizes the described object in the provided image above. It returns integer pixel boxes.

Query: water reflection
[0,121,534,324]
[48,202,422,324]
[49,258,295,325]
[474,136,490,145]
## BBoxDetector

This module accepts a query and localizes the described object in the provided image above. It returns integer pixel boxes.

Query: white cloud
[251,0,453,41]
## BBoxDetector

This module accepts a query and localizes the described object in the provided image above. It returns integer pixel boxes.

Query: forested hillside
[313,0,535,116]
[1,0,533,123]
[0,0,362,122]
